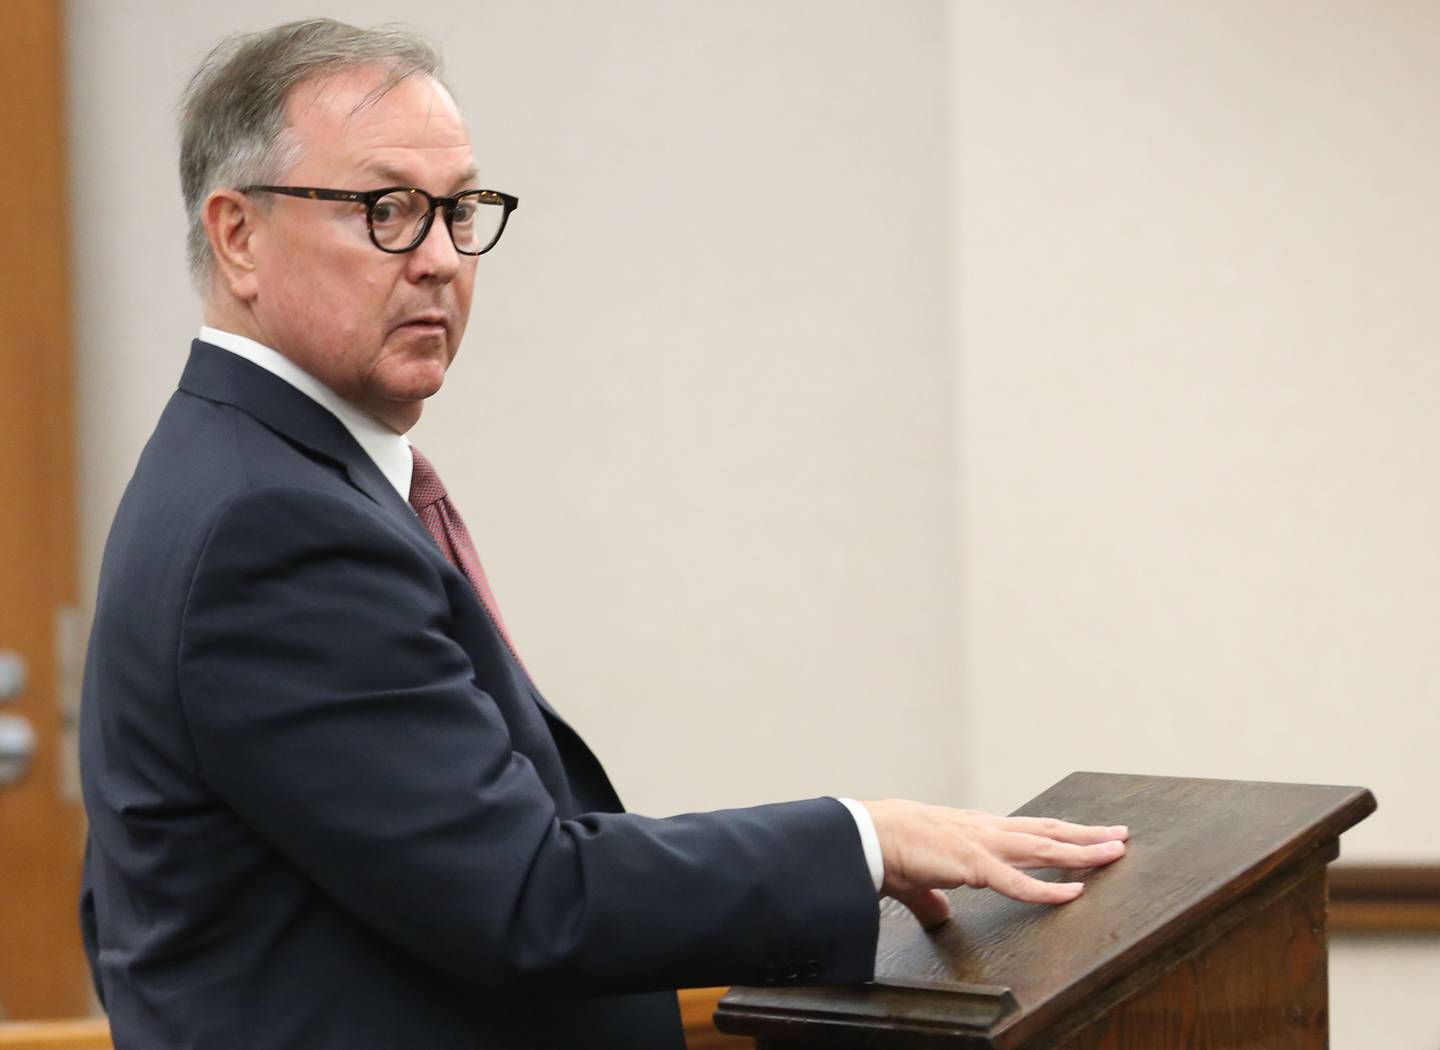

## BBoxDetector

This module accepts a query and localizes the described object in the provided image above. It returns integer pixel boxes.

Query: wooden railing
[0,1021,111,1049]
[679,987,753,1048]
[1330,864,1440,932]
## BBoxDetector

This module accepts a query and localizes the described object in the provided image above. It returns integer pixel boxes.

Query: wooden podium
[716,772,1375,1049]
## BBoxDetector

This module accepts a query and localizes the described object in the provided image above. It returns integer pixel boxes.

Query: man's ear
[203,188,262,301]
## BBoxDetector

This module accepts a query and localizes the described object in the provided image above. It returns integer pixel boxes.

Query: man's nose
[405,210,462,283]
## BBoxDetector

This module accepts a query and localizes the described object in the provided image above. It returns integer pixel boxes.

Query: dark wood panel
[874,773,1367,1047]
[719,772,1375,1049]
[1056,867,1327,1050]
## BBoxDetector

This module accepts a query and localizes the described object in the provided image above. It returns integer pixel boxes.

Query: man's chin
[381,344,453,391]
[384,372,447,408]
[363,361,451,431]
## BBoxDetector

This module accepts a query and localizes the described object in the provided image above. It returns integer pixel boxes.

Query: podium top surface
[720,771,1375,1047]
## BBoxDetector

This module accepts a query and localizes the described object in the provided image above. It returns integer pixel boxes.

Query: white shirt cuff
[836,797,884,893]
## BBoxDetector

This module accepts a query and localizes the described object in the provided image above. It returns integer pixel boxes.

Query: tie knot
[408,446,447,510]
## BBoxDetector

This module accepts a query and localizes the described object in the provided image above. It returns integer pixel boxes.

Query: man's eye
[450,202,477,225]
[370,191,422,228]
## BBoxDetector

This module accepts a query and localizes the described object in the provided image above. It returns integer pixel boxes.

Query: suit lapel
[178,341,434,550]
[178,341,576,728]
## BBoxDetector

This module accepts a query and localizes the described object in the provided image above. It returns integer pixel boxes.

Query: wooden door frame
[0,0,89,1019]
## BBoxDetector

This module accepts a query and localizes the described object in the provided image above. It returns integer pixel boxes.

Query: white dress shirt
[200,325,414,496]
[198,326,884,893]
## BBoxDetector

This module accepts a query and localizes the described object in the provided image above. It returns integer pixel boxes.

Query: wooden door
[0,0,91,1020]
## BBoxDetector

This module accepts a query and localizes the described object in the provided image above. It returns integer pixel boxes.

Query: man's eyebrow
[367,163,481,192]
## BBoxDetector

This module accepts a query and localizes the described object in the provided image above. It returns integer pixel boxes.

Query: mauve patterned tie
[408,446,524,667]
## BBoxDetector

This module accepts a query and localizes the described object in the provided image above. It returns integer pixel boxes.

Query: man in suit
[79,19,1128,1049]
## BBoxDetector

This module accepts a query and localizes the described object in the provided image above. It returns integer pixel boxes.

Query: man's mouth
[396,312,448,336]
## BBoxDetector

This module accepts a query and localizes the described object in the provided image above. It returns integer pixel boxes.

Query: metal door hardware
[0,715,37,786]
[0,650,25,702]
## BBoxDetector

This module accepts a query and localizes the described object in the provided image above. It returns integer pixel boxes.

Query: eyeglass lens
[370,190,505,253]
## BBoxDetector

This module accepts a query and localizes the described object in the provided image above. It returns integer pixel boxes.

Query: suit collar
[197,326,414,499]
[178,340,423,535]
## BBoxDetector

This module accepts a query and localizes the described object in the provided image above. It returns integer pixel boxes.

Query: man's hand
[861,800,1129,928]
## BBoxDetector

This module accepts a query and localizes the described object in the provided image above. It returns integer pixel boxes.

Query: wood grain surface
[1056,867,1328,1050]
[718,771,1375,1049]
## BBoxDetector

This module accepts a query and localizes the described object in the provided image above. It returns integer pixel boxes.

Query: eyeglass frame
[237,185,519,256]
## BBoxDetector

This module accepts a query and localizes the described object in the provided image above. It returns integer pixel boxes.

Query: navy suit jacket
[78,342,879,1049]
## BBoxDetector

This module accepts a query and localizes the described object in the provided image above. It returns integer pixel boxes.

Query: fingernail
[1109,825,1129,837]
[1103,839,1125,853]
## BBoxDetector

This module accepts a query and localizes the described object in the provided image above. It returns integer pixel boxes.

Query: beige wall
[67,1,1438,1046]
[947,4,1440,1048]
[947,0,1437,864]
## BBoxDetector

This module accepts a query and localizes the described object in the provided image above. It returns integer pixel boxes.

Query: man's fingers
[893,887,952,930]
[1000,816,1129,845]
[984,858,1086,905]
[868,800,1128,919]
[993,833,1127,870]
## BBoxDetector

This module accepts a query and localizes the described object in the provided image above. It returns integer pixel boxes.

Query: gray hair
[179,18,445,287]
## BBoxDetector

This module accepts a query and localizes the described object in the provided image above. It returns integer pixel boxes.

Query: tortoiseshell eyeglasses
[239,185,519,255]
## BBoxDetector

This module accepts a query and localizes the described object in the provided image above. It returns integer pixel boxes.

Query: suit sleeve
[177,485,879,994]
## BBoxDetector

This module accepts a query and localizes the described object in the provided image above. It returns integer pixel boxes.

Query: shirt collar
[198,326,414,501]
